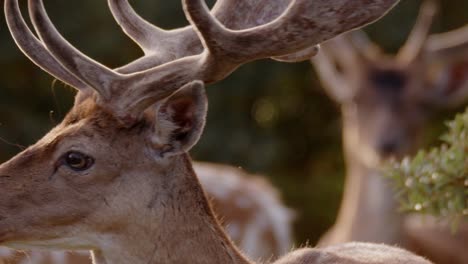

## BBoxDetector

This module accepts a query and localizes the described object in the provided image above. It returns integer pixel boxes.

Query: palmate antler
[6,0,399,123]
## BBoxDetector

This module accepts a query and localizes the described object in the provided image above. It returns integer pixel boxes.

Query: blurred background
[0,0,466,245]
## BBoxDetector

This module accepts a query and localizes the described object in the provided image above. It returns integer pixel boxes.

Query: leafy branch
[386,109,468,225]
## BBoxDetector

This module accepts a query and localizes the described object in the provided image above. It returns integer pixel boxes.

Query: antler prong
[108,0,170,55]
[397,0,438,64]
[311,48,352,103]
[182,0,240,60]
[4,0,88,90]
[28,0,120,99]
[426,24,468,61]
[348,30,382,60]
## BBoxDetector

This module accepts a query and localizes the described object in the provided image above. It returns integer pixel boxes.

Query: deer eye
[63,151,94,171]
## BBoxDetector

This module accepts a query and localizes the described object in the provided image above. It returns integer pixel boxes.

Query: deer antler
[397,0,438,64]
[4,0,87,90]
[311,47,351,102]
[348,30,382,60]
[310,33,371,103]
[108,0,176,56]
[108,0,202,73]
[7,0,400,122]
[426,24,468,61]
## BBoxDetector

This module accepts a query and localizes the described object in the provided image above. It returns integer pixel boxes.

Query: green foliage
[387,109,468,224]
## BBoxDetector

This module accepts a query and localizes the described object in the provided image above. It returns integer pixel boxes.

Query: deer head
[312,0,468,165]
[0,0,400,261]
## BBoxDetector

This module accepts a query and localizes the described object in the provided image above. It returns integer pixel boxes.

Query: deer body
[312,2,468,262]
[0,0,433,263]
[319,111,403,244]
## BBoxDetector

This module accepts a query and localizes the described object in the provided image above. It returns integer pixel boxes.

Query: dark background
[0,0,467,245]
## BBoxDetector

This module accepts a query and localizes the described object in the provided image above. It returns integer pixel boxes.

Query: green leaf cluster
[386,109,468,224]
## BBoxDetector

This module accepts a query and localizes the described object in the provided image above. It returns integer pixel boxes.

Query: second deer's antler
[6,0,400,122]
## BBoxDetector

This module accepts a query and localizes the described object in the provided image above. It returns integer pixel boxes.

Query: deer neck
[333,105,403,244]
[90,155,250,264]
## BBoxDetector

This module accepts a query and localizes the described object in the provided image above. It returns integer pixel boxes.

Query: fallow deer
[0,0,432,263]
[0,162,295,263]
[311,1,468,263]
[1,0,296,261]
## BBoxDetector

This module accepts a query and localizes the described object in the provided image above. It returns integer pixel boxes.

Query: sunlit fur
[0,162,295,263]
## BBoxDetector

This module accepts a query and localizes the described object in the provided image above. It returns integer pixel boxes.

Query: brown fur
[0,162,294,263]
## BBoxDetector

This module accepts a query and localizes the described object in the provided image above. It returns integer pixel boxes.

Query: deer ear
[150,81,208,158]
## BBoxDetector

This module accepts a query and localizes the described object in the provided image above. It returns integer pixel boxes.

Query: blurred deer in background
[0,162,294,263]
[195,162,295,260]
[311,1,468,263]
[0,0,430,264]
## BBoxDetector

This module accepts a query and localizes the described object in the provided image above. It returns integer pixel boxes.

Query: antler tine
[426,24,468,61]
[311,47,352,103]
[108,0,174,55]
[4,0,87,90]
[28,0,121,100]
[348,30,382,60]
[397,0,438,64]
[323,35,363,72]
[310,35,364,103]
[109,0,202,74]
